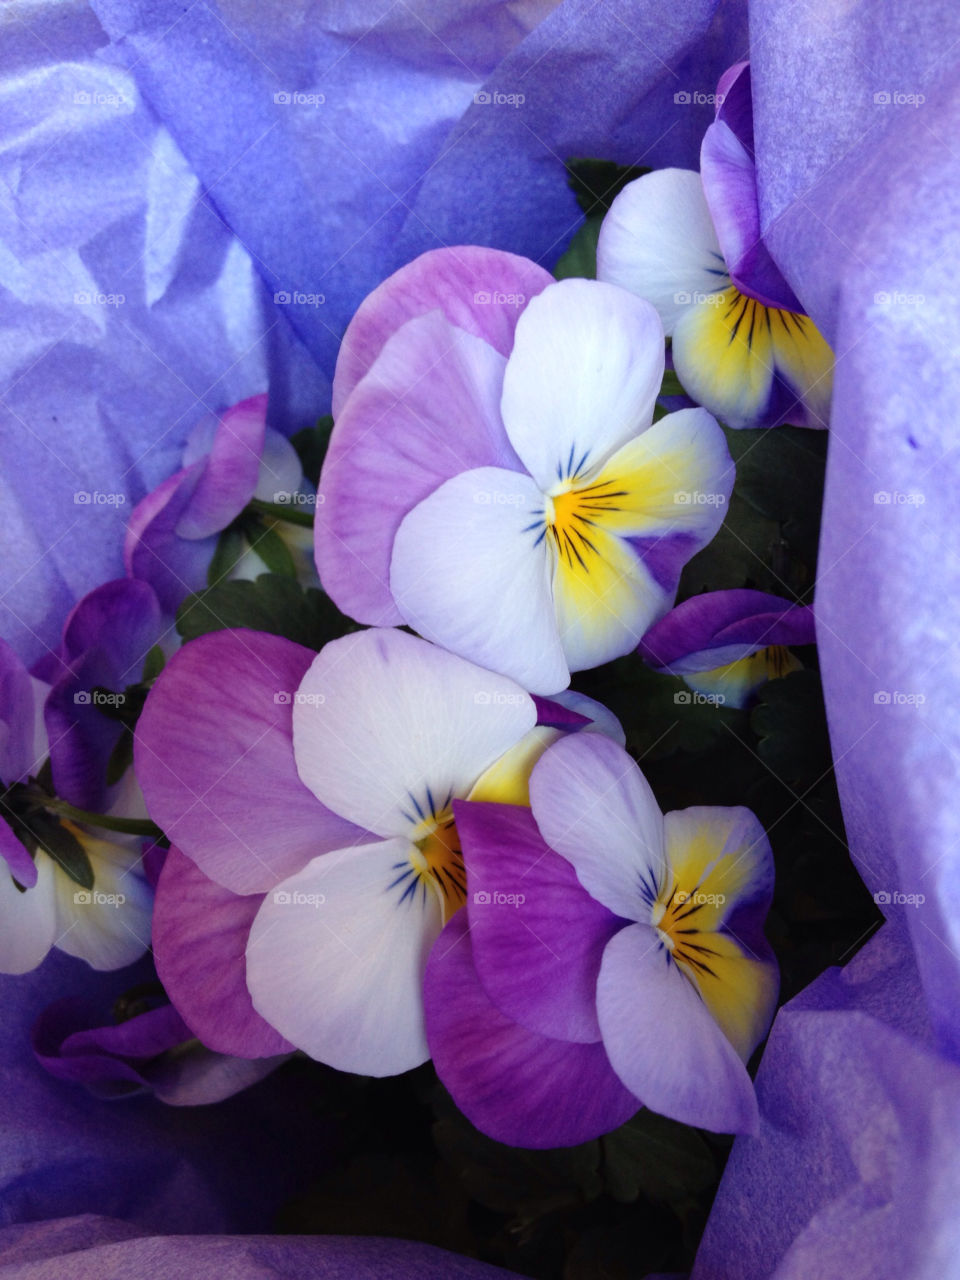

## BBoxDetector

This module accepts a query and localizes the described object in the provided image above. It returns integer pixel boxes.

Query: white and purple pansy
[316,247,734,695]
[125,394,316,613]
[426,732,778,1144]
[637,588,816,708]
[136,624,617,1075]
[597,62,833,430]
[0,637,153,975]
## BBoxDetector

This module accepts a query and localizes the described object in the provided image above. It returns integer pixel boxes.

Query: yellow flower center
[545,481,628,572]
[651,881,721,982]
[409,808,466,921]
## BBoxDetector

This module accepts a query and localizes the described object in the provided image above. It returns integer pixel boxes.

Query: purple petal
[532,694,591,731]
[425,912,639,1148]
[331,246,554,417]
[176,395,268,540]
[317,311,522,627]
[715,61,754,153]
[700,118,802,313]
[597,923,758,1134]
[0,637,37,782]
[43,579,164,810]
[153,846,292,1058]
[457,800,624,1043]
[637,588,816,673]
[124,465,217,616]
[0,817,38,889]
[135,629,368,895]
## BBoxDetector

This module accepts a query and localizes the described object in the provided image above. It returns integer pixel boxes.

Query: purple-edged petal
[247,838,436,1076]
[0,637,37,782]
[153,845,292,1058]
[317,311,522,627]
[425,912,639,1148]
[456,800,623,1043]
[292,627,537,836]
[0,817,38,888]
[0,853,57,974]
[638,589,816,673]
[529,731,664,921]
[533,694,591,731]
[331,245,554,416]
[597,168,729,335]
[390,467,569,694]
[700,118,803,313]
[597,922,758,1134]
[176,395,268,539]
[715,60,754,151]
[135,629,369,895]
[499,278,664,490]
[44,579,164,811]
[124,465,216,615]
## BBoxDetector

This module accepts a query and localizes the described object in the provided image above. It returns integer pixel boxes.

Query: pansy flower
[316,246,734,695]
[597,62,833,430]
[0,638,152,975]
[637,588,816,708]
[125,394,316,613]
[426,732,778,1143]
[136,625,616,1074]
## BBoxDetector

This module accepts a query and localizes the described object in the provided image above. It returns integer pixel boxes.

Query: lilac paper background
[0,0,957,1276]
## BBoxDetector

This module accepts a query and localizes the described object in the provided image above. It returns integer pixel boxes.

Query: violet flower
[637,588,816,708]
[597,62,833,430]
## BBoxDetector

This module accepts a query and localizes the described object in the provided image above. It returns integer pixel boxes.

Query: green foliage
[566,158,651,216]
[176,573,357,649]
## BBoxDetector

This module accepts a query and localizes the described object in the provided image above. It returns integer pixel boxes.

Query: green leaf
[207,521,248,587]
[751,668,832,788]
[566,158,651,216]
[730,426,826,573]
[291,415,334,487]
[22,812,94,890]
[105,727,134,787]
[141,644,166,683]
[247,520,298,578]
[600,1110,716,1206]
[553,216,601,280]
[176,573,358,649]
[573,658,743,762]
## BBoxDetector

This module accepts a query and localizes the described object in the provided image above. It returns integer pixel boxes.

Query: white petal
[293,627,538,836]
[529,732,665,920]
[597,169,730,335]
[499,278,664,491]
[0,858,58,974]
[52,832,153,970]
[246,838,439,1075]
[253,428,304,502]
[391,467,569,695]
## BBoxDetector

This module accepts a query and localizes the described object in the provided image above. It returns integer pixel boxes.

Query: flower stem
[41,797,162,838]
[249,498,315,528]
